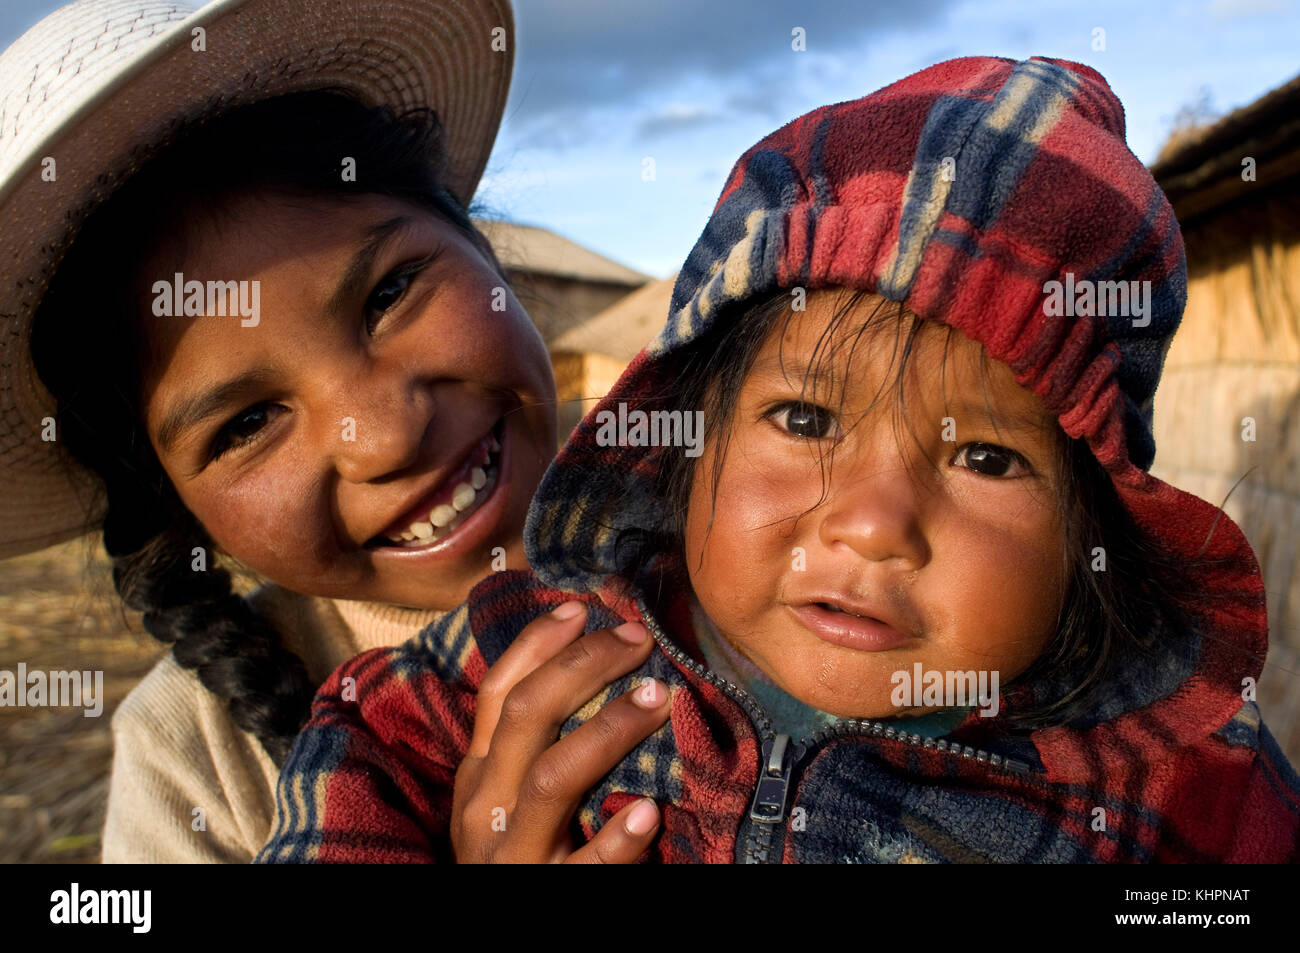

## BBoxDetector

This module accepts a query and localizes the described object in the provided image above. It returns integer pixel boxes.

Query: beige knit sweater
[100,584,444,864]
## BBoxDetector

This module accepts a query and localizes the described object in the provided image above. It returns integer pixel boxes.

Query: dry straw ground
[0,535,163,863]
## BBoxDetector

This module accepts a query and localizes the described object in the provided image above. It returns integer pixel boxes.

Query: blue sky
[4,0,1298,278]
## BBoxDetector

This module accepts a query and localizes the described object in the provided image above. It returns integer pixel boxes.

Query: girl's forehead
[151,191,400,271]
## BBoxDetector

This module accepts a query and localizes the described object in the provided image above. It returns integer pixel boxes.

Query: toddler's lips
[789,601,914,652]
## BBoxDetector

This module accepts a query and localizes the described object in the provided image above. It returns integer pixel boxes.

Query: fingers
[473,618,658,808]
[455,602,594,834]
[452,602,670,864]
[501,676,671,859]
[454,676,671,863]
[566,798,661,864]
[468,601,590,761]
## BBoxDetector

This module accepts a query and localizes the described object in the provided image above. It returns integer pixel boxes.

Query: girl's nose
[816,452,930,569]
[322,375,432,484]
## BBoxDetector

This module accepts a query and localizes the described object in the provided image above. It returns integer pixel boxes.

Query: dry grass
[0,534,163,863]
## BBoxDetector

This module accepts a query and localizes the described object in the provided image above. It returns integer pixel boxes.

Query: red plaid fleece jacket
[258,56,1300,862]
[257,566,1300,863]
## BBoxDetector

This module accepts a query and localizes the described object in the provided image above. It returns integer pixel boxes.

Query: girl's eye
[772,401,838,439]
[210,403,282,461]
[951,442,1028,477]
[364,271,414,333]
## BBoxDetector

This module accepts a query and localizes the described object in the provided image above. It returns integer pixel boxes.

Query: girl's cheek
[194,463,325,567]
[442,278,539,364]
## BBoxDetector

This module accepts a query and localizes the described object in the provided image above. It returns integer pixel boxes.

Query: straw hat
[0,0,514,559]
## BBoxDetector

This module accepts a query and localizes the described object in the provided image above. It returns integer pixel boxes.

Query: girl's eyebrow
[157,367,278,454]
[324,215,418,318]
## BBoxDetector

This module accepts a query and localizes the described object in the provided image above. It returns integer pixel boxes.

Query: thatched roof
[1150,71,1300,223]
[473,220,652,287]
[550,274,676,361]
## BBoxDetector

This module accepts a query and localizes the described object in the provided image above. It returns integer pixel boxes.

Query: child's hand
[450,602,671,863]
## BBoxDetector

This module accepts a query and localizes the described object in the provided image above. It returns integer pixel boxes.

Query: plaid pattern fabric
[257,569,1300,862]
[256,572,755,864]
[259,56,1300,863]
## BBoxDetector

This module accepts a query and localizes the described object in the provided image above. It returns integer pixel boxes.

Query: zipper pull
[749,733,798,824]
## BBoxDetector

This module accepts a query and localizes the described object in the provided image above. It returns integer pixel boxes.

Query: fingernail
[552,601,585,621]
[633,677,665,708]
[613,621,648,644]
[624,798,659,836]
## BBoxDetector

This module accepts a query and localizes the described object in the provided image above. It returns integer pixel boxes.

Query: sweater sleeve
[101,653,281,864]
[257,606,481,864]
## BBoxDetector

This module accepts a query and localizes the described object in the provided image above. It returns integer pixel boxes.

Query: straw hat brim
[0,0,514,558]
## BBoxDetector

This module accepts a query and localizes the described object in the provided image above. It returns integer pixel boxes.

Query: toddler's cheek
[943,540,1064,673]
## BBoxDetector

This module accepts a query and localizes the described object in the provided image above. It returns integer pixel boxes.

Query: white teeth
[489,434,501,453]
[379,458,498,546]
[452,482,476,511]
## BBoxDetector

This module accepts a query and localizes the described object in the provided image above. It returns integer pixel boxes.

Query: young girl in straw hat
[0,0,565,862]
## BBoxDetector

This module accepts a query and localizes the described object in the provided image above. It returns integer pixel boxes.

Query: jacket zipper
[638,605,1033,863]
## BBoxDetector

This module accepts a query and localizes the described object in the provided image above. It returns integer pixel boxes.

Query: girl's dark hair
[641,289,1209,732]
[30,89,502,764]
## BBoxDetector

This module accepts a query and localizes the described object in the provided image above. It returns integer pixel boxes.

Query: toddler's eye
[772,401,838,439]
[364,271,413,333]
[951,442,1028,477]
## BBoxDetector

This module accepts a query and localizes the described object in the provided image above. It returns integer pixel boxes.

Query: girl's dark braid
[30,89,492,764]
[101,478,314,765]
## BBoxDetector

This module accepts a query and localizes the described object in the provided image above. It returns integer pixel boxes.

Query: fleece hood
[525,56,1269,779]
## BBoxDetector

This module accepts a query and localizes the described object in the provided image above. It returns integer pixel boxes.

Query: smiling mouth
[366,419,503,549]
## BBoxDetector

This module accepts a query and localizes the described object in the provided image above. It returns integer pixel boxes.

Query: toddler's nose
[816,455,929,569]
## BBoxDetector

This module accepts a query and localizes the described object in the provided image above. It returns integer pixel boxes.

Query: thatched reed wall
[1151,188,1300,645]
[1150,163,1300,760]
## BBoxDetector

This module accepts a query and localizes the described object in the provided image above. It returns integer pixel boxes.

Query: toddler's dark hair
[30,88,503,764]
[639,289,1211,732]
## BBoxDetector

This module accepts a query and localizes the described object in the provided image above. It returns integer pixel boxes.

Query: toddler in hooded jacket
[259,56,1300,863]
